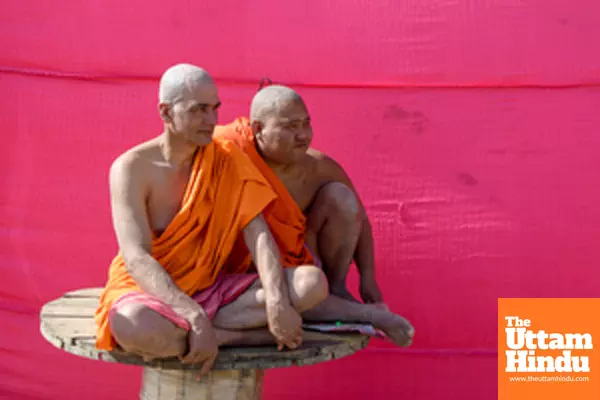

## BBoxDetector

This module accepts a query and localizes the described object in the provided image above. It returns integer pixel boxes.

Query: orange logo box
[498,298,600,400]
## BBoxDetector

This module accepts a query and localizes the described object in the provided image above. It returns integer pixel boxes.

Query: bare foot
[330,282,360,303]
[214,328,275,347]
[373,302,390,311]
[215,329,244,346]
[359,276,384,304]
[372,310,414,347]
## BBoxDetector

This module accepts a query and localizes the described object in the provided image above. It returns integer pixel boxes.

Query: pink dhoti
[109,273,259,331]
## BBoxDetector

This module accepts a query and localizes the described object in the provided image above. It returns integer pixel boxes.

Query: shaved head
[157,63,220,147]
[249,85,312,165]
[250,85,305,122]
[159,63,216,104]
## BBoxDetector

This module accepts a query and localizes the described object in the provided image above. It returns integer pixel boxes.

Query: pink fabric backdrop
[1,1,599,399]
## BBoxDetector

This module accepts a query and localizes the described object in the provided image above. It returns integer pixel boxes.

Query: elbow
[122,251,149,276]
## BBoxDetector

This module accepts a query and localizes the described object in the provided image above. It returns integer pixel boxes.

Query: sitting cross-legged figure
[213,85,415,347]
[94,64,329,378]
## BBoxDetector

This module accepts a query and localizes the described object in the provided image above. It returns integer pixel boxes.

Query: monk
[214,85,415,347]
[217,85,387,306]
[94,64,330,378]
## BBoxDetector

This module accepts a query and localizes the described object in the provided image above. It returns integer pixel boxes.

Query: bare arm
[109,154,207,323]
[243,214,290,305]
[354,216,377,282]
[243,214,303,349]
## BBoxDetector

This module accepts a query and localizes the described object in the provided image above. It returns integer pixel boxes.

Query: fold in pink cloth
[109,273,259,331]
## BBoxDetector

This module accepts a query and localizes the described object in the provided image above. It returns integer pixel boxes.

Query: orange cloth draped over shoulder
[94,138,276,351]
[213,117,315,271]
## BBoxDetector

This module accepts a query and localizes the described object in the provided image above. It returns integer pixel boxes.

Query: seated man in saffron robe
[213,85,415,347]
[94,64,330,378]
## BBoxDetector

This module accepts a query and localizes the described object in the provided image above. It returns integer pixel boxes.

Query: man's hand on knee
[266,300,303,351]
[179,317,219,379]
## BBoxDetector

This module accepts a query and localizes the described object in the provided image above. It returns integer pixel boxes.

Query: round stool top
[40,288,370,371]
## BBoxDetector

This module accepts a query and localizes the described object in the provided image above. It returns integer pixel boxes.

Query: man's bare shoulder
[306,147,326,160]
[109,138,162,186]
[305,148,347,182]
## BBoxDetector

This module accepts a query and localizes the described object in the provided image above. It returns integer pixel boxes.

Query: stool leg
[140,367,264,400]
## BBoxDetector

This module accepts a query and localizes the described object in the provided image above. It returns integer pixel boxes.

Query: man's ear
[251,120,263,138]
[158,103,172,123]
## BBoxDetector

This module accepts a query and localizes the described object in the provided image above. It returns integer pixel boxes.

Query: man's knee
[287,266,329,311]
[109,302,187,357]
[319,182,362,224]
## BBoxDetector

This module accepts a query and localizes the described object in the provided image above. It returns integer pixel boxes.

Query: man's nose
[297,127,311,139]
[297,130,313,143]
[205,108,218,125]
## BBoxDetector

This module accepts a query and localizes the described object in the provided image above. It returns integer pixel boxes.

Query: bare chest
[146,165,192,235]
[277,168,322,212]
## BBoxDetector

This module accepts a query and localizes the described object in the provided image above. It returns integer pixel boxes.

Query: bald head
[159,63,216,105]
[250,85,305,122]
[157,64,220,146]
[249,85,312,165]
